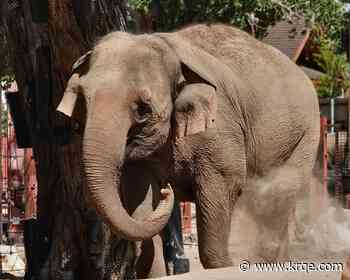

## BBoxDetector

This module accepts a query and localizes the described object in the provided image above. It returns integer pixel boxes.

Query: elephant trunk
[83,96,174,241]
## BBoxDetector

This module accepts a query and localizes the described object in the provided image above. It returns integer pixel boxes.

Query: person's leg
[163,202,190,275]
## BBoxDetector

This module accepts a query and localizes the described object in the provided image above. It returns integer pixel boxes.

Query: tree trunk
[3,1,128,279]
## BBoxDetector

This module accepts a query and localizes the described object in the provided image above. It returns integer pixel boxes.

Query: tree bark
[3,1,128,279]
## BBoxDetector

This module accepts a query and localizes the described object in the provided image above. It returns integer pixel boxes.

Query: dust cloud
[229,167,350,263]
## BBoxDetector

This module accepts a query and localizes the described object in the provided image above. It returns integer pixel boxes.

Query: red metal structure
[180,202,192,234]
[0,88,37,244]
[320,117,328,206]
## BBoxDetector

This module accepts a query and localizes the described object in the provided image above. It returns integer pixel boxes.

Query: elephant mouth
[125,126,170,161]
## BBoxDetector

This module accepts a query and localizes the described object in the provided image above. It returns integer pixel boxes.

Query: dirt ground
[156,267,342,280]
[181,189,350,279]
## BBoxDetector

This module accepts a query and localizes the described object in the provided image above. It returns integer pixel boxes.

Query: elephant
[57,23,320,273]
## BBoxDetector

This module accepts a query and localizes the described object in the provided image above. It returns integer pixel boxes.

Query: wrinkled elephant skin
[58,23,320,274]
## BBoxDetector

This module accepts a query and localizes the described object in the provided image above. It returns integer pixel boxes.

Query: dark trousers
[163,203,190,275]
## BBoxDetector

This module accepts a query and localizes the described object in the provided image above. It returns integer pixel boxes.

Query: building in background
[262,15,325,85]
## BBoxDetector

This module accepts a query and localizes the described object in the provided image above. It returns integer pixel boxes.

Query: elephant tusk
[57,73,80,117]
[145,183,175,224]
[160,183,173,197]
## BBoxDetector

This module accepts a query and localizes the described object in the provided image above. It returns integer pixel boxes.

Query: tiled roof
[262,15,310,62]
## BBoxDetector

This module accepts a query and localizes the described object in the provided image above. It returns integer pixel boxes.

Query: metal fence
[334,130,350,208]
[326,118,350,208]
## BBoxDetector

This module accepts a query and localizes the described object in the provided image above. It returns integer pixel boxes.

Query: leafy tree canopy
[129,0,348,42]
[311,25,350,97]
[314,45,350,97]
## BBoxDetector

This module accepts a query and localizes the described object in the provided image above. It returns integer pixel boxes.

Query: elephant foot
[255,241,279,262]
[200,254,233,269]
[255,236,289,262]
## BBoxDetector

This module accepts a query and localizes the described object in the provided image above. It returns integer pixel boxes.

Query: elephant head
[57,32,219,241]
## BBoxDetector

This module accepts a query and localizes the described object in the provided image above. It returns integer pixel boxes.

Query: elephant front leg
[195,173,242,269]
[174,130,246,269]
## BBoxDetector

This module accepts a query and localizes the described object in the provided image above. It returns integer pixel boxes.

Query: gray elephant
[57,23,320,273]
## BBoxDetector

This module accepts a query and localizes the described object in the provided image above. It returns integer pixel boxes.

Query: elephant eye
[137,101,152,116]
[132,100,152,123]
[176,81,187,94]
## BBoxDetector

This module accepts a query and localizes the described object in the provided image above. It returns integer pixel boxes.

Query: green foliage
[129,0,152,14]
[0,75,11,137]
[289,0,347,44]
[128,0,348,41]
[0,74,14,91]
[1,105,7,137]
[314,36,350,98]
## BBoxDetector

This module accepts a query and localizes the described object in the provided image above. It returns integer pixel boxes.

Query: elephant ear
[157,34,220,90]
[174,83,217,138]
[157,34,221,137]
[57,51,92,117]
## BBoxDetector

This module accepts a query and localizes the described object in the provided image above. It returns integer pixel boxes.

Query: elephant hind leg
[247,167,298,261]
[251,131,319,261]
